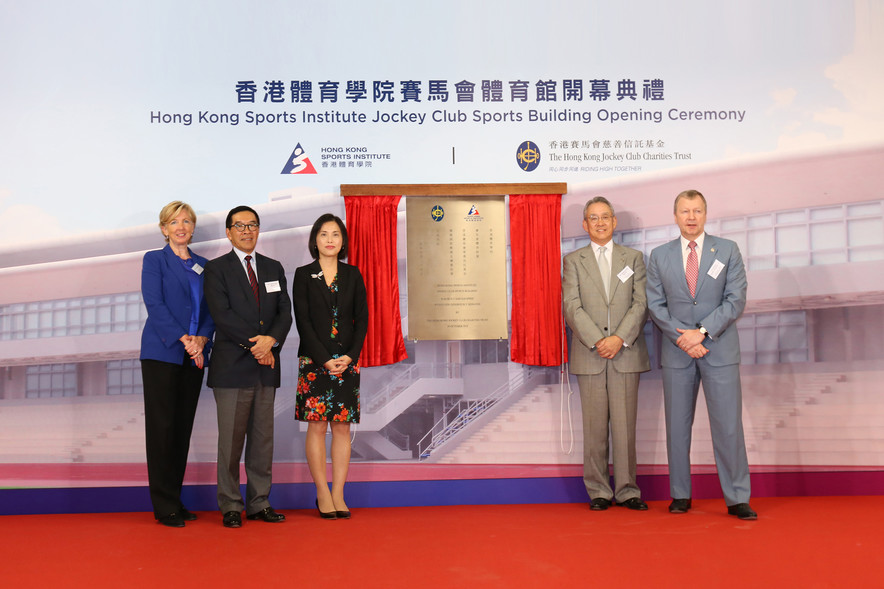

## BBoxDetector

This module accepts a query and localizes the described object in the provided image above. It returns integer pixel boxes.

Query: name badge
[708,259,725,279]
[191,263,204,275]
[617,266,634,283]
[265,280,281,293]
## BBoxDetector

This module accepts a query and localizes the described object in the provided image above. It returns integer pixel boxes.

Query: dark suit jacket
[292,260,368,366]
[646,234,747,368]
[140,244,215,365]
[204,249,293,388]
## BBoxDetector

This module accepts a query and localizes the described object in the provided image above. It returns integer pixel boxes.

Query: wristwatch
[698,326,708,337]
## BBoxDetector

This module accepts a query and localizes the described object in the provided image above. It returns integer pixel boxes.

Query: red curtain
[344,195,408,367]
[509,194,567,366]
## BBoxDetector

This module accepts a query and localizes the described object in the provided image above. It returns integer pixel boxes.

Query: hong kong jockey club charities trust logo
[516,140,540,172]
[430,205,444,222]
[281,143,317,174]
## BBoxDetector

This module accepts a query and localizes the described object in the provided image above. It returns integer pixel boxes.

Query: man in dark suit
[646,189,756,520]
[563,196,650,511]
[204,205,293,528]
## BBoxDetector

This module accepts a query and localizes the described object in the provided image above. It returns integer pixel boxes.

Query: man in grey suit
[563,196,651,511]
[646,189,756,520]
[204,205,293,528]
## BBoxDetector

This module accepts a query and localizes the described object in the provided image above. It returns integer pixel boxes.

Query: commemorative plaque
[406,196,507,340]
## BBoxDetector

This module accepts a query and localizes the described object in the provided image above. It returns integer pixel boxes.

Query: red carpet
[3,496,880,588]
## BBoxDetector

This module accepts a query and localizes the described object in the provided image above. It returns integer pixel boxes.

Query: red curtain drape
[509,194,567,366]
[344,195,408,367]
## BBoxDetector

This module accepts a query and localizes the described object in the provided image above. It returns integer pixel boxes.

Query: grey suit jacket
[646,234,747,368]
[563,242,650,375]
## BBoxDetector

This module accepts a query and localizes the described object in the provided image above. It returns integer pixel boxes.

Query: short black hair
[225,205,260,228]
[308,213,349,260]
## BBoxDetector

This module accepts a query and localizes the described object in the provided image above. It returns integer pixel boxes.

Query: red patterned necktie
[686,241,698,297]
[245,255,260,307]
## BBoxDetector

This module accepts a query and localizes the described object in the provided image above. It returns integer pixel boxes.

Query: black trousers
[141,358,204,518]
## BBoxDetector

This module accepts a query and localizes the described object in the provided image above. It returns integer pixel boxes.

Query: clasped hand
[324,355,352,376]
[249,335,277,369]
[675,328,708,358]
[180,335,209,369]
[594,335,623,360]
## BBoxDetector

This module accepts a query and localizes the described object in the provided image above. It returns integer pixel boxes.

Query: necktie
[598,245,611,301]
[686,241,698,298]
[245,255,260,307]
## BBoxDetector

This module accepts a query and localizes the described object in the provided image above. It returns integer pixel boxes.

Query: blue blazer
[140,244,215,365]
[646,234,747,368]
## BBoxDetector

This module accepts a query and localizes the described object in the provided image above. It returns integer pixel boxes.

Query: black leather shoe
[222,511,242,528]
[589,497,612,511]
[669,498,692,513]
[335,510,351,519]
[617,497,649,511]
[246,507,286,523]
[179,507,197,521]
[727,503,758,520]
[157,512,185,528]
[316,499,337,520]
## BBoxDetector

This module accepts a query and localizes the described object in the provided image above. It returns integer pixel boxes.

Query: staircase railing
[416,367,529,460]
[364,362,458,413]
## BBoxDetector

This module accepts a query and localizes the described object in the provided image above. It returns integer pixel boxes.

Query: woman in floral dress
[293,214,368,518]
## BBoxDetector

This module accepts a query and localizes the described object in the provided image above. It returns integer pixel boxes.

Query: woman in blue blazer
[140,201,215,527]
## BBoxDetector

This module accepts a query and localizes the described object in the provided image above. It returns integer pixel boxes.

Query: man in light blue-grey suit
[646,189,757,520]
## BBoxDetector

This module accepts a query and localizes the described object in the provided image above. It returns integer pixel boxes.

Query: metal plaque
[406,196,508,340]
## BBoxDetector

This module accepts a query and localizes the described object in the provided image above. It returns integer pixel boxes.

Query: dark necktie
[686,241,698,297]
[245,255,260,307]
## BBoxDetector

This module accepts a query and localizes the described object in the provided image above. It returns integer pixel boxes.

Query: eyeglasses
[230,222,259,232]
[586,215,613,224]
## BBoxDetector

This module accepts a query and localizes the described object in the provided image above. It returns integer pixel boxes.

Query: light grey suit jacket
[646,234,747,368]
[563,242,650,375]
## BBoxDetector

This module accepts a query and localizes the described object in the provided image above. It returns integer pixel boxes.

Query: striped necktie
[686,241,698,297]
[245,255,260,307]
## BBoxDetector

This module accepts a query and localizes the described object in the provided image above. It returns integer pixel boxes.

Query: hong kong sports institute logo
[516,140,541,172]
[281,143,317,174]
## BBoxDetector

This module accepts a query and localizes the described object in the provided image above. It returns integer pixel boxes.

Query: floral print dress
[295,273,360,422]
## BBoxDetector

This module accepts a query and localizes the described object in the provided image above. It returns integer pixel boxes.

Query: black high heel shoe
[316,499,337,520]
[335,509,351,519]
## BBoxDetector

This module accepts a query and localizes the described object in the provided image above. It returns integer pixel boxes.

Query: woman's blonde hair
[158,201,197,243]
